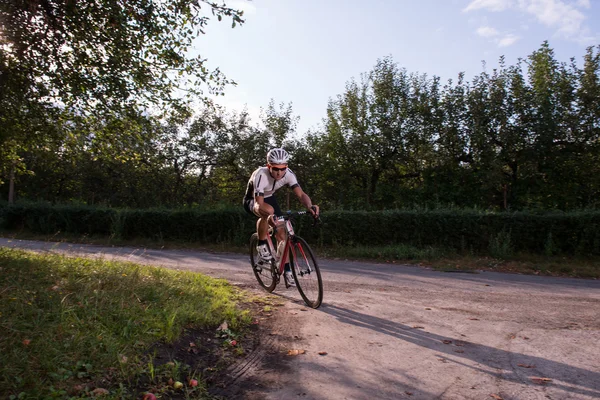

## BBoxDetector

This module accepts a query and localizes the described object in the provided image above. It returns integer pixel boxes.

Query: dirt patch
[131,299,297,399]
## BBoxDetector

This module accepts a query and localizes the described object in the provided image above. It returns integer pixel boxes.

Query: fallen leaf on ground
[230,340,237,346]
[217,321,228,331]
[490,394,503,400]
[318,351,328,355]
[22,339,31,346]
[189,342,196,347]
[517,363,535,368]
[91,388,109,396]
[531,377,552,384]
[287,349,306,356]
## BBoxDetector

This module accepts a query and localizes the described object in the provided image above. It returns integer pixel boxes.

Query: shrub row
[294,209,600,256]
[0,204,255,246]
[1,204,599,256]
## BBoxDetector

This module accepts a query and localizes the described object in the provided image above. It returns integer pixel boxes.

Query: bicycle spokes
[295,245,312,275]
[249,234,277,293]
[291,238,323,308]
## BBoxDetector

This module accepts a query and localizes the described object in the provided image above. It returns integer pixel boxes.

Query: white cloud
[576,0,590,8]
[477,26,500,37]
[464,0,513,12]
[498,33,520,46]
[476,25,520,47]
[464,0,596,42]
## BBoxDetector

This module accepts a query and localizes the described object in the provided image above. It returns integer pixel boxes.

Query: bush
[1,203,599,256]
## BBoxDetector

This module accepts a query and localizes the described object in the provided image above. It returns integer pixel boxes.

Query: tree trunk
[8,160,15,204]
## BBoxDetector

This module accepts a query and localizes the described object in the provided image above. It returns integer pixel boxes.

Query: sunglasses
[270,166,287,172]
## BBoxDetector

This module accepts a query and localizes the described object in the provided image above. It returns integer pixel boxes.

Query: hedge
[1,204,599,256]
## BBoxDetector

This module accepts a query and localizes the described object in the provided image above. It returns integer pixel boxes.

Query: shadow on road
[321,304,600,398]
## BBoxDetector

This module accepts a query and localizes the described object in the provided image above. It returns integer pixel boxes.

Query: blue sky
[195,0,600,135]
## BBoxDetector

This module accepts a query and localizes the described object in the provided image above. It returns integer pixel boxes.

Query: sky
[194,0,600,135]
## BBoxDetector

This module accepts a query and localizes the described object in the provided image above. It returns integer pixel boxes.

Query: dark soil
[131,299,293,400]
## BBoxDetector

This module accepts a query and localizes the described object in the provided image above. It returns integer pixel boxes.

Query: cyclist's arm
[292,186,319,217]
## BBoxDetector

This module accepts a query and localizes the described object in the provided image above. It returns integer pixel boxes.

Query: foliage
[2,203,599,256]
[0,0,244,112]
[0,0,245,188]
[1,42,600,212]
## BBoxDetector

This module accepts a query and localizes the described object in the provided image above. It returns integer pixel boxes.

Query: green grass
[0,248,252,399]
[2,229,599,279]
[317,243,599,279]
[318,243,448,261]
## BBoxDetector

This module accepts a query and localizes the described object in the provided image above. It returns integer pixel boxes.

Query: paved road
[2,238,599,400]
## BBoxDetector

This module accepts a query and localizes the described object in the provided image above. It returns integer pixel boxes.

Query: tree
[0,0,245,114]
[0,0,245,200]
[261,99,299,146]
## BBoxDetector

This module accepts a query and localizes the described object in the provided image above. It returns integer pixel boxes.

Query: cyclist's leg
[263,196,284,239]
[252,198,277,266]
[264,197,294,284]
[252,198,274,241]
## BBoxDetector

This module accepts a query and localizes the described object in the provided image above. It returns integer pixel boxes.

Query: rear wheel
[290,237,323,308]
[249,233,277,292]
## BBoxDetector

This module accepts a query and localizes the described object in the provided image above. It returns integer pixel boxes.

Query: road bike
[249,211,323,309]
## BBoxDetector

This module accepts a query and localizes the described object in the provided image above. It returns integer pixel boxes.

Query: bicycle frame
[266,217,295,281]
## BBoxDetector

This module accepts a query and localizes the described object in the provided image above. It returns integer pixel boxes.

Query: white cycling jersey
[244,166,300,199]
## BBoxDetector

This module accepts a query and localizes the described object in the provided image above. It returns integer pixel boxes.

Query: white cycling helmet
[267,148,290,164]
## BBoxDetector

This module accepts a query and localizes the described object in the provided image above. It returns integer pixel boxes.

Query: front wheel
[289,236,323,308]
[249,233,277,292]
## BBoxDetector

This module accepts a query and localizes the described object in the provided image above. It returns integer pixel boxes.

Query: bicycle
[249,211,323,309]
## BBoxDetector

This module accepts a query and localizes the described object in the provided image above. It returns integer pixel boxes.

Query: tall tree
[0,0,245,114]
[0,0,245,199]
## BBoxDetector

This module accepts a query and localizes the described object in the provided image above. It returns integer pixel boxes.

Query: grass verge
[1,229,598,279]
[0,248,253,399]
[319,243,599,278]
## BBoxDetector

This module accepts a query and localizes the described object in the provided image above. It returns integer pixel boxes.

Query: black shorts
[243,195,282,217]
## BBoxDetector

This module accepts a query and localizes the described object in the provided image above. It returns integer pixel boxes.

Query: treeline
[1,42,599,211]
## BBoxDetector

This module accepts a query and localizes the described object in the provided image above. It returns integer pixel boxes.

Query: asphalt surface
[1,238,599,400]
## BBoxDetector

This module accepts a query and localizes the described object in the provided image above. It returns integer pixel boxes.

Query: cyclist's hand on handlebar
[309,205,320,218]
[309,206,322,226]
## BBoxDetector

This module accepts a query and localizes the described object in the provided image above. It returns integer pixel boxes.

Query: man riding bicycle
[243,148,320,286]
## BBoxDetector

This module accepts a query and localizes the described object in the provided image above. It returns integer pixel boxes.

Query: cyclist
[243,148,320,286]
